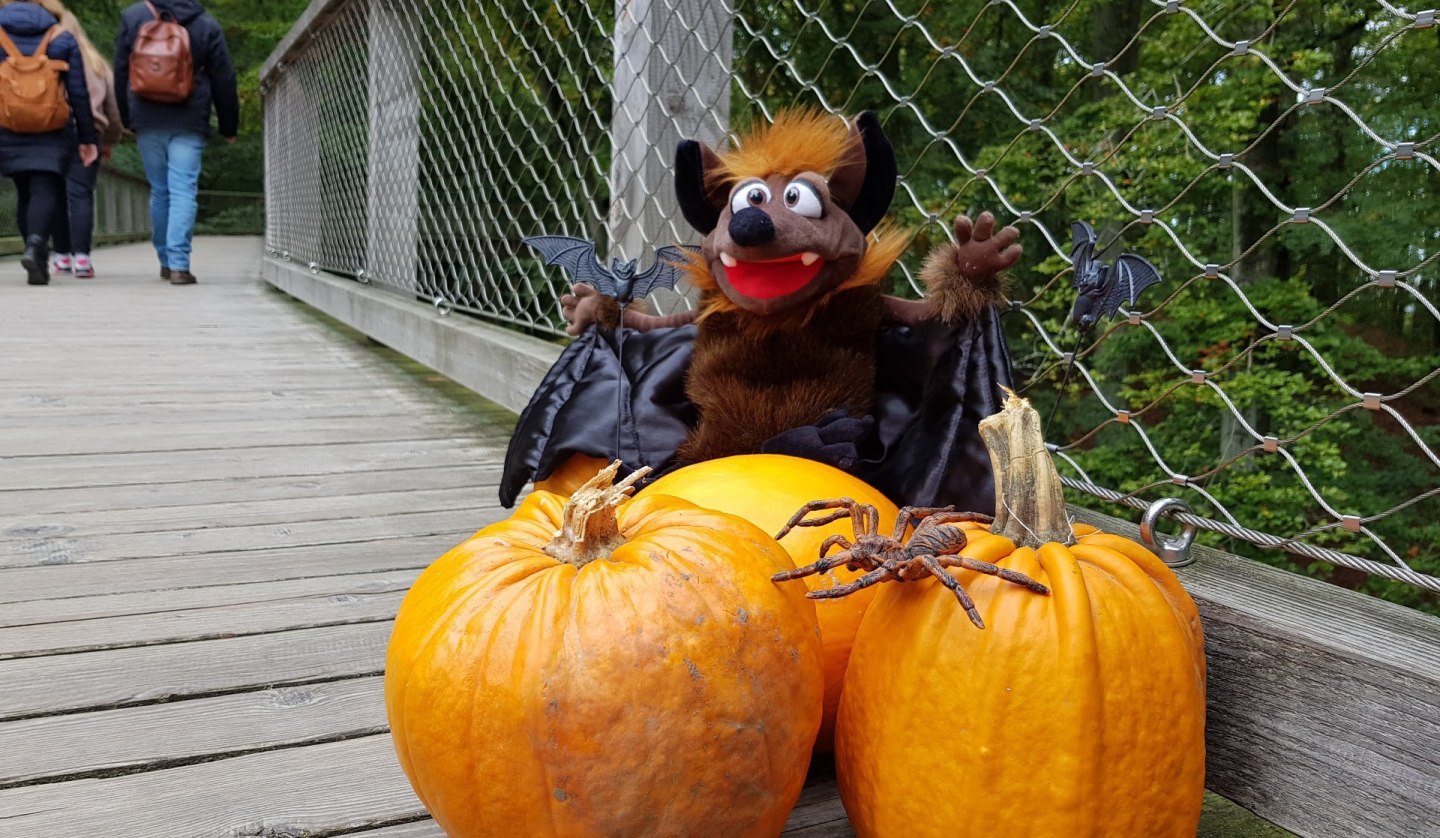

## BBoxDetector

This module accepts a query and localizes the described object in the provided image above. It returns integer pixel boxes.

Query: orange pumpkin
[642,454,899,752]
[832,394,1206,837]
[386,464,824,837]
[534,452,611,496]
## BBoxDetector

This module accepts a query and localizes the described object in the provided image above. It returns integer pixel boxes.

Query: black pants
[52,156,99,254]
[12,171,63,248]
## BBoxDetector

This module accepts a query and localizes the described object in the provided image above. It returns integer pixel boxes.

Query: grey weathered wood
[0,463,497,516]
[0,588,406,658]
[608,0,732,261]
[264,257,563,414]
[0,569,417,628]
[0,676,387,786]
[0,438,489,491]
[0,621,393,720]
[0,733,425,836]
[0,531,476,603]
[0,484,493,541]
[0,508,482,569]
[1069,506,1440,838]
[260,0,352,80]
[366,0,420,290]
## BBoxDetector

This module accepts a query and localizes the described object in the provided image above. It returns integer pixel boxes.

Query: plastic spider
[771,499,1050,628]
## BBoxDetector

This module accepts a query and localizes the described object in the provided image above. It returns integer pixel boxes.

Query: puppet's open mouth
[718,252,824,299]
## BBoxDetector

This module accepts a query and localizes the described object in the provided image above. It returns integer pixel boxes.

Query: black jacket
[114,0,238,137]
[0,2,97,176]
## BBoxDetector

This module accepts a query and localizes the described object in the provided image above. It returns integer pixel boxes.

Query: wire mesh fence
[262,0,1439,608]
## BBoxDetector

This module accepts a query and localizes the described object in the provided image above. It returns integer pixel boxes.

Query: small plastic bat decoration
[1069,221,1164,329]
[522,235,699,305]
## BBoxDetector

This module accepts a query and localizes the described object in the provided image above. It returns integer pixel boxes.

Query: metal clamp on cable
[1140,497,1198,568]
[433,297,454,316]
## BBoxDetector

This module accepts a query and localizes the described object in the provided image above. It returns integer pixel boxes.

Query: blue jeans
[137,131,206,271]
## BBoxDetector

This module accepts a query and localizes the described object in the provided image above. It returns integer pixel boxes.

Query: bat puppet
[501,110,1023,512]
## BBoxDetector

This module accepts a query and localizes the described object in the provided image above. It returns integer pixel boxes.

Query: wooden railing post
[608,0,732,276]
[365,0,420,290]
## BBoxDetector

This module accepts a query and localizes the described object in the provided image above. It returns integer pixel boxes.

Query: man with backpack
[114,0,237,285]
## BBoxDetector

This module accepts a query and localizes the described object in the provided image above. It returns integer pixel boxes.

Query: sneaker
[160,266,171,281]
[73,253,94,279]
[169,270,197,285]
[51,253,72,274]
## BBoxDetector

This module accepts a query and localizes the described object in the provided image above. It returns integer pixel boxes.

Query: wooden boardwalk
[0,238,852,837]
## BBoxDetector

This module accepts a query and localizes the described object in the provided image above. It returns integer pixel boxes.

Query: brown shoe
[160,266,171,280]
[169,270,197,285]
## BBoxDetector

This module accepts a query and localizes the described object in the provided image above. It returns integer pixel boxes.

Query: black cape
[500,309,1015,514]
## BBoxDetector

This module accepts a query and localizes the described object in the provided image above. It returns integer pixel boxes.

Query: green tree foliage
[732,0,1439,611]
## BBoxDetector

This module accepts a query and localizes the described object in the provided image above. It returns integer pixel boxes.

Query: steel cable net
[263,0,1440,607]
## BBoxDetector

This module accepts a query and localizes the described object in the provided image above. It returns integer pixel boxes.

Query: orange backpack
[0,25,71,134]
[130,1,193,104]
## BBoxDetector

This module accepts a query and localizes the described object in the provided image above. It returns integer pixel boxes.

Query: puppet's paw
[920,212,1018,323]
[762,409,873,472]
[560,284,621,335]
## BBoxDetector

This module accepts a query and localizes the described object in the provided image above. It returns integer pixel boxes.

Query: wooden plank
[0,463,500,516]
[0,400,453,429]
[0,415,481,458]
[0,676,387,786]
[0,569,418,627]
[0,508,482,569]
[0,733,424,836]
[347,822,445,837]
[1068,506,1440,838]
[0,484,495,541]
[0,621,393,720]
[0,586,406,658]
[0,438,494,491]
[0,532,476,603]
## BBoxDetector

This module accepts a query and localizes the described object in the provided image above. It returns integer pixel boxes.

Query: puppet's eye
[730,181,771,214]
[783,180,823,218]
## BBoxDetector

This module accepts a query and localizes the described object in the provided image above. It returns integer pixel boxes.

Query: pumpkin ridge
[1035,541,1105,830]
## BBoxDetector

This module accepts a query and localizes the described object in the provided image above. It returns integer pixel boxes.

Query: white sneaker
[73,253,94,279]
[51,253,72,274]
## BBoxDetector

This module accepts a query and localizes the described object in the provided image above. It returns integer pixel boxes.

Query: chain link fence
[262,0,1439,606]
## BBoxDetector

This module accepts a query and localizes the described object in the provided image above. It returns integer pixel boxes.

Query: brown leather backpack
[130,1,193,104]
[0,26,70,134]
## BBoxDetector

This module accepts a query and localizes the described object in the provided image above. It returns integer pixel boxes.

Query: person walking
[0,0,97,285]
[37,0,121,279]
[114,0,237,286]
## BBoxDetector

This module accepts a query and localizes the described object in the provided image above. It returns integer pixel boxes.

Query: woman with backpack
[35,0,122,279]
[0,0,97,285]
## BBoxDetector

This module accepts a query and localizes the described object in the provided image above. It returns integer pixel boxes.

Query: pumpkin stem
[543,461,651,567]
[978,389,1074,549]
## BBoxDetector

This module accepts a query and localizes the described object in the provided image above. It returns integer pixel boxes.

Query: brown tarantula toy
[771,500,1050,628]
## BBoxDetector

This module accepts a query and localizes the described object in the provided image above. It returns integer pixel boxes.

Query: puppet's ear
[828,111,896,234]
[675,139,727,234]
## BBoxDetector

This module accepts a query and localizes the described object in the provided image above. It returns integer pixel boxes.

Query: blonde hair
[31,0,113,82]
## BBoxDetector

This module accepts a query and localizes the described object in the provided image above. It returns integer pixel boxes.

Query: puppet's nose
[729,207,775,246]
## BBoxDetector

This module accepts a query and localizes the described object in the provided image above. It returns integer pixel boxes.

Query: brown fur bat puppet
[500,110,1023,511]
